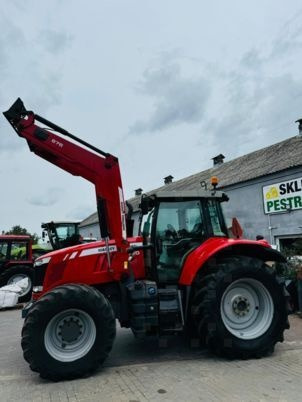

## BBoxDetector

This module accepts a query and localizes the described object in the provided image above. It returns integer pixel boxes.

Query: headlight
[33,286,43,292]
[34,256,51,267]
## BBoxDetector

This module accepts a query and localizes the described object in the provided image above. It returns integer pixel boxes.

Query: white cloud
[129,63,211,134]
[27,187,64,207]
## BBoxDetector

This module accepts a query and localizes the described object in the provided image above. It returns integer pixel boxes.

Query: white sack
[15,278,29,292]
[0,290,19,308]
[0,284,22,293]
[0,278,29,295]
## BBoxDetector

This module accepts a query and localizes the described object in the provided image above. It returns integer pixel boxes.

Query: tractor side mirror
[139,195,154,215]
[42,230,46,239]
[140,197,149,215]
[231,217,243,239]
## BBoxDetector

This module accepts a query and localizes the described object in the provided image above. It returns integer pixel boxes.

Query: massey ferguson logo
[51,139,63,148]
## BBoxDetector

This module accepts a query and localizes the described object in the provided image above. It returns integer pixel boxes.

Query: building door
[276,235,302,258]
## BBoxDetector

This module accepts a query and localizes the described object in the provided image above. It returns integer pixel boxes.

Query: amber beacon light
[211,176,219,189]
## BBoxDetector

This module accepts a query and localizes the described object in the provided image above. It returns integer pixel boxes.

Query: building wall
[79,224,101,240]
[222,167,302,245]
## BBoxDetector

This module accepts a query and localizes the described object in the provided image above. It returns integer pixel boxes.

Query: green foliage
[5,225,39,244]
[276,239,302,280]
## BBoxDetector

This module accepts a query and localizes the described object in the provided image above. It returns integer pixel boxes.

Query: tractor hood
[34,239,107,264]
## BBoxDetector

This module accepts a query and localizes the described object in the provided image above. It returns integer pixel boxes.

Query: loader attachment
[3,98,128,255]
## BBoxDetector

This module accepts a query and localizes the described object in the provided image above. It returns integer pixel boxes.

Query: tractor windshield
[10,241,30,260]
[44,222,80,250]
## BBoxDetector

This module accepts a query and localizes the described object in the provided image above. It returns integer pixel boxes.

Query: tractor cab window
[155,200,204,282]
[208,200,228,237]
[0,242,8,261]
[11,241,29,260]
[56,225,77,240]
[49,223,80,249]
[140,209,154,243]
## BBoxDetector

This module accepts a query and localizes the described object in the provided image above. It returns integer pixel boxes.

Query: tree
[5,225,39,244]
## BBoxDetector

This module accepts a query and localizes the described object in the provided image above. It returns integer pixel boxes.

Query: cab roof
[0,235,31,240]
[149,189,229,201]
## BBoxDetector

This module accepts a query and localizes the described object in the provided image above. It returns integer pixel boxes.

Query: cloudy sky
[1,0,302,236]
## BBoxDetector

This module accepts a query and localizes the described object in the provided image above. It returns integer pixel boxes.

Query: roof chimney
[295,118,302,135]
[212,154,225,166]
[164,175,174,185]
[135,188,143,196]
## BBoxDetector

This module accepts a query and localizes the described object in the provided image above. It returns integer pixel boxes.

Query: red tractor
[4,99,289,381]
[0,235,48,302]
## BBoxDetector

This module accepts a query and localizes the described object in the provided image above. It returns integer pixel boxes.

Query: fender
[179,237,286,286]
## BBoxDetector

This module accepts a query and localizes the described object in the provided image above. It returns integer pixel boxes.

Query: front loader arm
[3,98,127,251]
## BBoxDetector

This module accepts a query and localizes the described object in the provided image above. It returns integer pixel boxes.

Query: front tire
[21,284,116,380]
[191,257,289,358]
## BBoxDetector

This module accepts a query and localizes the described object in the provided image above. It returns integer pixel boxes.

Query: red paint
[17,113,127,256]
[179,237,271,285]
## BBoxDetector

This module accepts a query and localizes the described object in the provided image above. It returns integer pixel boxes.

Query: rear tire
[191,257,289,358]
[21,284,116,380]
[0,265,33,303]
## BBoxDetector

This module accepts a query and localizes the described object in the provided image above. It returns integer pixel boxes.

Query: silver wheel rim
[220,278,274,340]
[44,309,96,362]
[7,274,32,297]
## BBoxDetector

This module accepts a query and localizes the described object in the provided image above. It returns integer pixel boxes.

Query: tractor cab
[41,221,81,250]
[0,235,32,267]
[139,190,229,283]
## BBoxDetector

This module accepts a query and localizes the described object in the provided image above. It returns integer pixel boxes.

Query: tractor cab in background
[41,221,81,250]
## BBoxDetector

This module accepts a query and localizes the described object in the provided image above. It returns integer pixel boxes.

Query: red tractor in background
[0,235,37,302]
[0,222,84,302]
[3,99,289,381]
[0,235,55,302]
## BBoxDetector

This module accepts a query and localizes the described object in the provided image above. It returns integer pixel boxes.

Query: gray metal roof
[79,212,98,228]
[79,135,302,226]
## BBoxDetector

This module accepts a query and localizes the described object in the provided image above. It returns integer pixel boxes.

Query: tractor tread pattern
[191,256,289,359]
[21,284,116,381]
